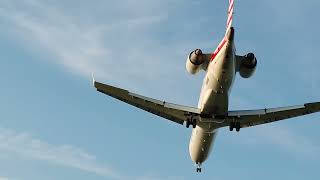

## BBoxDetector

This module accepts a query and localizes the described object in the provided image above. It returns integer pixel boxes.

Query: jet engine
[239,53,257,78]
[186,49,205,75]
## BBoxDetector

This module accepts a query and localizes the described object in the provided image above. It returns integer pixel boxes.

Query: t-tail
[226,0,234,34]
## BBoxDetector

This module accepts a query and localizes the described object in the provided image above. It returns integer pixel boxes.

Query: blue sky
[0,0,320,179]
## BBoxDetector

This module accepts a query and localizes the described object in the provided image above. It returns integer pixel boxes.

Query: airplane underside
[188,26,236,172]
[93,0,320,174]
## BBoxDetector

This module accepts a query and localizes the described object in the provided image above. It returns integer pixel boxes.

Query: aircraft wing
[93,79,200,126]
[218,102,320,129]
[93,78,320,129]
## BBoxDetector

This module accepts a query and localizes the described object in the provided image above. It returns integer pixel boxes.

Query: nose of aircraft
[189,128,218,165]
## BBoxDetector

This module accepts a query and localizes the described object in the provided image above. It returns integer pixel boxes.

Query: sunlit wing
[217,102,320,128]
[93,79,201,125]
[92,77,320,129]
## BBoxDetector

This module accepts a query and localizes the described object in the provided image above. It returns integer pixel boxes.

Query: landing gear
[229,122,234,131]
[192,119,196,128]
[235,122,241,132]
[196,167,202,173]
[196,163,202,173]
[229,122,241,132]
[186,119,197,128]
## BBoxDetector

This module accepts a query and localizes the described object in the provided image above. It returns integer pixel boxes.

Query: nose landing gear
[196,167,202,173]
[196,163,202,173]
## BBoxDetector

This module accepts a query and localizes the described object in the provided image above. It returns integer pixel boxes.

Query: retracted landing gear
[229,122,241,132]
[186,119,197,129]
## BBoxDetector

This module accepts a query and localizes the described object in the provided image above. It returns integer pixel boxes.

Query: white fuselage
[189,29,236,165]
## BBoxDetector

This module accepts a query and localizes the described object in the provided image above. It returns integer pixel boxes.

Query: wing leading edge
[93,79,200,125]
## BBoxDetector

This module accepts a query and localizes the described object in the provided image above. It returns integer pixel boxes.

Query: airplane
[93,0,320,173]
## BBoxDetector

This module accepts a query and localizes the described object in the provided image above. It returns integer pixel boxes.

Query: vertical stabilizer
[226,0,234,33]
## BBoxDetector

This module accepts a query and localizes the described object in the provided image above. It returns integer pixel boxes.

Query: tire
[229,122,234,131]
[236,122,241,132]
[192,119,197,128]
[229,125,233,131]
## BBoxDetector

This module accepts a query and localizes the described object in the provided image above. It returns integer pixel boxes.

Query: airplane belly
[201,88,229,114]
[200,68,233,114]
[200,42,235,115]
[189,127,218,165]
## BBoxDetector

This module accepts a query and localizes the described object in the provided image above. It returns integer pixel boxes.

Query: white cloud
[0,128,123,179]
[0,127,185,180]
[1,0,118,80]
[0,0,183,87]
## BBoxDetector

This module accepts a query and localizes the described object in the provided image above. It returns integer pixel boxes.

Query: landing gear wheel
[186,119,196,129]
[192,119,197,128]
[196,168,202,173]
[229,122,235,131]
[235,122,241,132]
[186,121,190,128]
[196,163,202,173]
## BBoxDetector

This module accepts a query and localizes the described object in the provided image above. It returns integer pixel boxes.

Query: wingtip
[91,72,96,87]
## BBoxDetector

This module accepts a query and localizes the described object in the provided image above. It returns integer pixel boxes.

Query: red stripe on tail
[226,0,234,30]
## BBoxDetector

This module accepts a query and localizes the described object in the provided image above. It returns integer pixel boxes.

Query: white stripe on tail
[226,0,234,33]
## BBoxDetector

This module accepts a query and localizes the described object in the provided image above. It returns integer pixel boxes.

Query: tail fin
[226,0,234,33]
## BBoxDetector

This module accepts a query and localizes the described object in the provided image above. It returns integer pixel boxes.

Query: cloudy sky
[1,0,320,179]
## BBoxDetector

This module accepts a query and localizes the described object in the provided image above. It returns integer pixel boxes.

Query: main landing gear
[186,119,197,128]
[229,122,241,132]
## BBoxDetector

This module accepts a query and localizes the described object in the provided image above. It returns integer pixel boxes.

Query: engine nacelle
[186,49,205,75]
[239,53,257,78]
